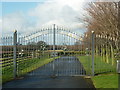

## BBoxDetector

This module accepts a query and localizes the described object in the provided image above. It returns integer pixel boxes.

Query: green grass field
[78,55,118,88]
[92,73,118,88]
[77,55,116,75]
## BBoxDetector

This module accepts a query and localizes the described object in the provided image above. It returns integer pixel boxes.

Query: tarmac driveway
[2,56,95,88]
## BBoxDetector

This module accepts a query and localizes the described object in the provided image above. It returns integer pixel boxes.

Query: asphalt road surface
[3,56,95,88]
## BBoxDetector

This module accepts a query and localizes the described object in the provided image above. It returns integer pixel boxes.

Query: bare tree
[82,2,120,65]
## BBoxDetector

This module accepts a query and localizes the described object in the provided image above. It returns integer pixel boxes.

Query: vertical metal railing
[92,31,95,76]
[13,30,17,78]
[117,60,120,90]
[93,33,118,75]
[2,25,99,82]
[53,24,55,76]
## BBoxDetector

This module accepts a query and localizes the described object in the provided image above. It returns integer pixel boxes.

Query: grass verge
[77,55,116,75]
[92,73,118,88]
[77,55,118,89]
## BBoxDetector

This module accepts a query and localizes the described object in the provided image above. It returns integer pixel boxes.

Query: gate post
[53,24,56,57]
[117,60,120,90]
[13,30,17,78]
[53,24,55,75]
[92,31,95,76]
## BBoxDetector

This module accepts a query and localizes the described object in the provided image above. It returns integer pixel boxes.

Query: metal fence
[1,35,14,83]
[1,25,118,83]
[94,34,119,75]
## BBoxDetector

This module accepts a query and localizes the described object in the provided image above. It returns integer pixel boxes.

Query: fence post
[53,24,55,76]
[92,31,95,76]
[53,24,56,57]
[117,60,120,90]
[13,30,17,78]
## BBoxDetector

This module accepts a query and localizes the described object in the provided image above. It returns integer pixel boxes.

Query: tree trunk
[106,45,109,63]
[110,44,114,65]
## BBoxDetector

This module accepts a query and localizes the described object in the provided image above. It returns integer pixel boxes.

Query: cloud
[2,12,37,35]
[29,0,87,30]
[96,0,119,2]
[3,12,25,33]
[2,0,88,35]
[0,19,2,36]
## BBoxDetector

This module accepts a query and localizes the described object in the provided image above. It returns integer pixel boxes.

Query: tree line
[82,2,120,65]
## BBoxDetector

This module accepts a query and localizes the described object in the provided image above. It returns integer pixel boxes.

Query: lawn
[92,73,118,88]
[77,55,118,89]
[77,55,116,75]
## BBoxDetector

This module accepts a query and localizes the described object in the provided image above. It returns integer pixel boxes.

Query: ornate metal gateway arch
[1,24,94,80]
